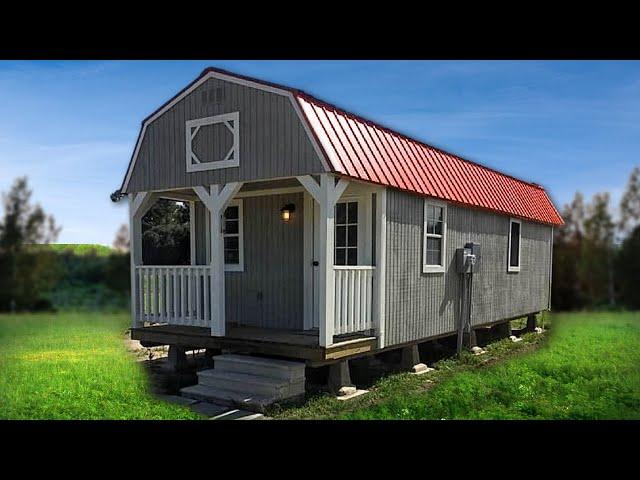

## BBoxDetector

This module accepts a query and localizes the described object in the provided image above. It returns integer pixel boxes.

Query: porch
[130,323,378,365]
[128,174,387,355]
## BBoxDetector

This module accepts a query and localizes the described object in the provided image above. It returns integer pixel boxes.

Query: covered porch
[128,174,387,354]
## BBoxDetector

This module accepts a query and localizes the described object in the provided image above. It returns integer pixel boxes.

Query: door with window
[310,196,370,329]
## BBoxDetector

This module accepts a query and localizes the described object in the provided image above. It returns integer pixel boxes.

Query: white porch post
[194,183,243,337]
[189,200,196,266]
[129,192,153,328]
[373,187,387,349]
[297,174,348,347]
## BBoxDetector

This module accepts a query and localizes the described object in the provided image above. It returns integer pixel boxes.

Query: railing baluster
[196,268,202,325]
[354,269,361,332]
[204,268,210,327]
[172,268,178,323]
[367,270,372,330]
[334,269,341,335]
[167,268,171,321]
[180,269,185,324]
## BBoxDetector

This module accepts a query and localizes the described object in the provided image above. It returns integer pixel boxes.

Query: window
[185,111,239,172]
[335,201,358,266]
[508,218,521,272]
[223,200,243,272]
[423,200,447,273]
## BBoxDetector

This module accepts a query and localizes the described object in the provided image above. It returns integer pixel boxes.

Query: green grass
[0,312,200,419]
[272,312,640,420]
[44,244,114,256]
[1,311,638,419]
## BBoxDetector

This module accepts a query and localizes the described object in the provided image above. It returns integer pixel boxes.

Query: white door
[312,200,320,329]
[308,194,371,329]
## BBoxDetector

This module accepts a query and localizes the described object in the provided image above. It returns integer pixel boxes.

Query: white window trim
[334,199,360,266]
[185,111,240,172]
[223,199,244,272]
[508,217,521,273]
[423,199,447,274]
[333,194,373,266]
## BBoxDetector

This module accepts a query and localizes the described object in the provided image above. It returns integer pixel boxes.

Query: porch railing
[135,266,211,327]
[333,266,375,335]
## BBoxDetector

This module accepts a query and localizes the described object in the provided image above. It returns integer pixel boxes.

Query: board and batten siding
[384,188,552,346]
[194,192,304,330]
[124,77,325,193]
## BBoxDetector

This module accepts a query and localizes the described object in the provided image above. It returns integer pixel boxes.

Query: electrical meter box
[456,247,472,273]
[465,242,481,272]
[456,242,481,273]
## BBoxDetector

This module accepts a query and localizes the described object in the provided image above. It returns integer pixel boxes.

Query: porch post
[194,183,243,337]
[189,201,196,266]
[129,192,152,328]
[297,174,349,347]
[373,187,387,349]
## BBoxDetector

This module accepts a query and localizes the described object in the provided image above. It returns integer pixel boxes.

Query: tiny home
[115,67,563,403]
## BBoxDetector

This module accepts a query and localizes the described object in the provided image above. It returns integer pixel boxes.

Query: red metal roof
[296,93,563,226]
[121,66,563,226]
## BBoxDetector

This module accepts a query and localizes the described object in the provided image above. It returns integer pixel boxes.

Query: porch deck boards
[130,324,377,365]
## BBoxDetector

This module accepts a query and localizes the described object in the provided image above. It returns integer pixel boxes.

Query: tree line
[552,166,640,310]
[1,168,639,313]
[0,178,191,312]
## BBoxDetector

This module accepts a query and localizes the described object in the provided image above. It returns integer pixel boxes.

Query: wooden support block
[491,321,512,340]
[526,313,537,332]
[400,344,421,371]
[167,345,188,372]
[463,329,478,348]
[328,360,353,393]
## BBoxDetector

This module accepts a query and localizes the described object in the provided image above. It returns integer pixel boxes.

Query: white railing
[135,266,211,327]
[333,266,375,335]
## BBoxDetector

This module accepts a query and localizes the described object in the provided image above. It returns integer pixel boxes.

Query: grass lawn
[0,311,200,420]
[271,311,640,420]
[0,311,638,420]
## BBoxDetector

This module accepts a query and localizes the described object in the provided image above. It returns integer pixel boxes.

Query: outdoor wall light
[281,203,296,222]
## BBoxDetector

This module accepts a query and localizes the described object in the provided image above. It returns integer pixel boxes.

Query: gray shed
[117,67,563,375]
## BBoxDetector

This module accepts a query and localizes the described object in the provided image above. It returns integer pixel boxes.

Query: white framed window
[185,111,239,172]
[508,218,521,273]
[423,200,447,273]
[223,199,244,272]
[335,200,359,266]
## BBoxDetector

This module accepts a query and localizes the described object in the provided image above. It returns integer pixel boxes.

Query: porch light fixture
[281,203,296,222]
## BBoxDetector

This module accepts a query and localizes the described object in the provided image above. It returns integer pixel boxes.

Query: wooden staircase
[180,354,306,413]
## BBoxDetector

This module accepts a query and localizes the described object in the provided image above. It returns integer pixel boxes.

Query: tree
[556,191,585,244]
[619,166,640,234]
[0,177,60,254]
[0,177,61,311]
[141,199,190,265]
[583,192,616,306]
[112,224,129,252]
[552,192,588,310]
[616,225,640,309]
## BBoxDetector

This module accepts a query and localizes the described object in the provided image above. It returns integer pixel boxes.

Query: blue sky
[0,60,638,245]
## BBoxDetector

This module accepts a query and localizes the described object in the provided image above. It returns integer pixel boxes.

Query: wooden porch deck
[130,323,377,366]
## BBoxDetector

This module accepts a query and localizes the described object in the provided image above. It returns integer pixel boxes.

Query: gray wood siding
[193,193,304,330]
[124,77,325,193]
[384,188,552,346]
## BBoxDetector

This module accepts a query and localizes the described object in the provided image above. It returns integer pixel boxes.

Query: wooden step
[180,384,276,413]
[197,369,304,399]
[213,354,305,381]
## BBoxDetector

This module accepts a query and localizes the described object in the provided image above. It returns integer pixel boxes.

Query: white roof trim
[121,70,330,192]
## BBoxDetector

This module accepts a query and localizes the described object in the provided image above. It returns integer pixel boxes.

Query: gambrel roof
[120,67,563,226]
